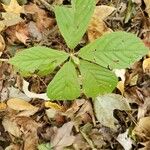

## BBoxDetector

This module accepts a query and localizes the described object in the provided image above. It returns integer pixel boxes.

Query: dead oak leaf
[51,122,75,150]
[88,5,116,42]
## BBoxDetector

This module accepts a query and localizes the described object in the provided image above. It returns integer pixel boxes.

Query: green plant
[9,0,148,100]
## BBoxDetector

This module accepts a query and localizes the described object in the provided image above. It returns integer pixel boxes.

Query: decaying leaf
[94,94,131,130]
[88,5,116,41]
[51,122,75,150]
[7,98,39,111]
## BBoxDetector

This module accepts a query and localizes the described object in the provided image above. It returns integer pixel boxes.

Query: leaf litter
[0,0,150,150]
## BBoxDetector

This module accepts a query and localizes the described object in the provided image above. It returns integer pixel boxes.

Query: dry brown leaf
[24,3,54,31]
[0,35,5,52]
[7,98,39,111]
[51,122,75,150]
[15,116,40,150]
[134,117,150,139]
[6,23,29,44]
[2,117,21,137]
[88,5,116,41]
[144,0,150,17]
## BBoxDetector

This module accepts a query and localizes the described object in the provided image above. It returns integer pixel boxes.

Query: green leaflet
[47,61,80,100]
[55,0,95,49]
[78,32,149,69]
[9,46,69,76]
[80,60,118,98]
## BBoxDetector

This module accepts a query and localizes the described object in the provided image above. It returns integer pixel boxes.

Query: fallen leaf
[7,98,39,111]
[2,0,24,14]
[8,86,31,101]
[2,117,21,137]
[144,0,150,17]
[94,94,131,130]
[0,0,24,31]
[15,116,40,150]
[45,101,63,110]
[88,5,116,41]
[134,117,150,139]
[24,3,54,31]
[117,129,133,150]
[0,102,7,111]
[143,58,150,73]
[0,35,5,52]
[51,122,75,150]
[5,23,29,44]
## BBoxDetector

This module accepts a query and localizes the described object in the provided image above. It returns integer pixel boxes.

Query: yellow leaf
[7,98,39,111]
[117,81,124,95]
[45,101,63,110]
[2,0,24,14]
[143,58,150,73]
[0,102,7,111]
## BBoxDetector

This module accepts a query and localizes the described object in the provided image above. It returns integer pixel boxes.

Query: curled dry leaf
[51,122,75,150]
[0,35,5,52]
[88,5,116,41]
[94,94,131,130]
[7,98,39,111]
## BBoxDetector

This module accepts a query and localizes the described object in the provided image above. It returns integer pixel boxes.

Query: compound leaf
[94,94,131,130]
[55,0,95,49]
[80,60,118,98]
[47,61,80,100]
[9,46,69,76]
[79,32,149,69]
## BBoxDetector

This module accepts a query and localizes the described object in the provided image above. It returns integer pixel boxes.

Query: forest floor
[0,0,150,150]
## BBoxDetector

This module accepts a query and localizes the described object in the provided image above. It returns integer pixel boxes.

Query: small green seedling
[9,0,149,100]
